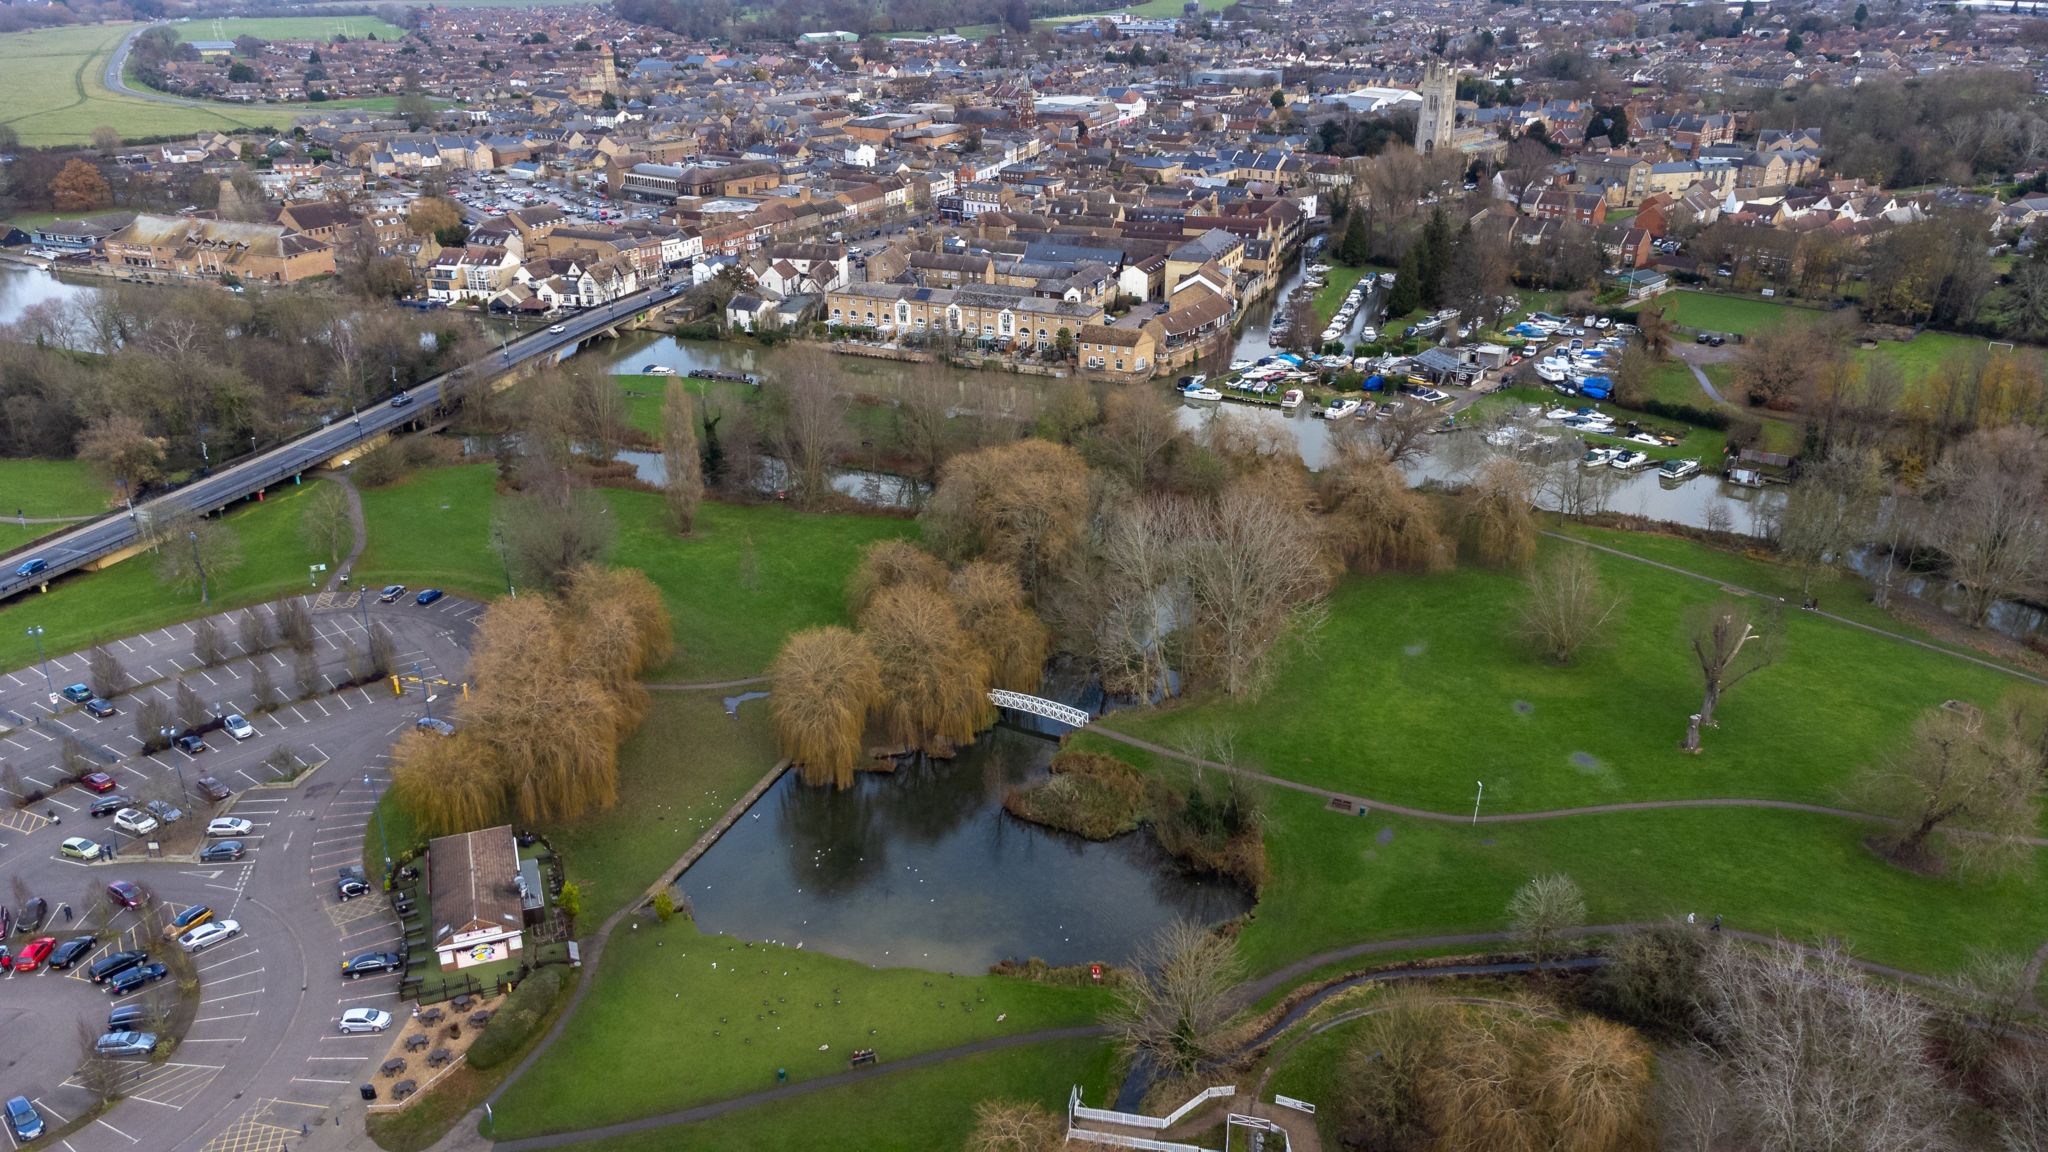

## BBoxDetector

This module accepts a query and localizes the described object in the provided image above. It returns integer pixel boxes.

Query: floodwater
[677,726,1253,974]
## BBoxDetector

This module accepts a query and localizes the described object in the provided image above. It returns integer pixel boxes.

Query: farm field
[169,16,409,41]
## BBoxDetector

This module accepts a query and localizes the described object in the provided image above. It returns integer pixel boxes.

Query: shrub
[465,965,567,1070]
[653,889,675,922]
[1002,751,1147,839]
[1633,397,1731,431]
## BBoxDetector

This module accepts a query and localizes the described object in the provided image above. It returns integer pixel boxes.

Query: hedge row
[1634,396,1732,431]
[465,965,568,1070]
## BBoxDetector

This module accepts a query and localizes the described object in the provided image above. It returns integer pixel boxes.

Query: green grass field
[0,459,108,520]
[529,1038,1117,1152]
[1649,291,1828,337]
[350,463,509,603]
[1095,535,2020,815]
[1311,267,1369,333]
[0,480,332,669]
[487,918,1110,1139]
[170,16,408,42]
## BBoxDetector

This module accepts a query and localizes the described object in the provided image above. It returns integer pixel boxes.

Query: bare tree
[1105,919,1243,1079]
[295,647,323,700]
[279,599,314,653]
[1457,457,1538,568]
[153,514,243,601]
[1516,548,1623,664]
[174,680,208,732]
[966,1100,1065,1152]
[237,608,270,657]
[1918,427,2048,627]
[765,356,850,505]
[1653,1047,1735,1152]
[74,1020,126,1109]
[89,644,127,700]
[1507,872,1586,966]
[58,735,92,783]
[299,480,354,567]
[660,385,704,534]
[134,697,172,752]
[1183,477,1332,699]
[1936,950,2034,1074]
[1083,388,1183,491]
[250,662,278,712]
[893,366,957,495]
[1087,496,1195,703]
[1773,446,1883,598]
[494,469,617,595]
[1699,938,1956,1152]
[191,618,225,668]
[367,623,397,680]
[571,360,629,463]
[1680,598,1782,753]
[1989,1047,2048,1152]
[1849,700,2041,876]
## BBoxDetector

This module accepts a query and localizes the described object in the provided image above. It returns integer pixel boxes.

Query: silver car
[94,1031,157,1058]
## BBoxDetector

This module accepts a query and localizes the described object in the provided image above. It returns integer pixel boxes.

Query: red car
[79,772,116,794]
[105,881,142,909]
[15,937,55,972]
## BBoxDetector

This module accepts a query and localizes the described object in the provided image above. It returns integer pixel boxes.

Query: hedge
[465,966,568,1070]
[1634,397,1732,431]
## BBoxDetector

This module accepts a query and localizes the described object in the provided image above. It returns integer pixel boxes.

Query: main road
[0,283,681,604]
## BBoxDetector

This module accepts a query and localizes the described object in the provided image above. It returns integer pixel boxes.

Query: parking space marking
[193,1011,260,1025]
[200,987,264,1006]
[93,1118,138,1144]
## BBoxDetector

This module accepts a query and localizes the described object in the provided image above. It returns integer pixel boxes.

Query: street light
[368,772,391,877]
[415,662,434,723]
[189,530,210,607]
[25,626,54,713]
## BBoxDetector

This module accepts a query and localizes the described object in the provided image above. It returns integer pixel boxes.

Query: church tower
[1415,60,1456,155]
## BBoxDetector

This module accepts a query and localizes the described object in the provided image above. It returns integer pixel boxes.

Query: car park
[48,934,99,970]
[163,905,212,939]
[197,775,231,802]
[15,937,54,971]
[339,1007,395,1034]
[90,794,132,818]
[114,808,159,835]
[179,919,239,953]
[145,799,183,823]
[85,697,117,718]
[415,588,445,606]
[61,683,93,704]
[78,771,117,793]
[224,714,255,741]
[105,880,142,908]
[207,817,253,838]
[107,961,169,995]
[5,1095,43,1141]
[94,1031,157,1058]
[60,837,101,861]
[174,733,207,755]
[342,951,404,979]
[378,584,408,603]
[199,840,245,863]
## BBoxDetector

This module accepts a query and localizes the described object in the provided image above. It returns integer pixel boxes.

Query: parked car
[106,961,169,995]
[199,840,244,864]
[88,948,147,983]
[144,799,183,823]
[336,865,371,901]
[206,817,252,838]
[341,951,404,980]
[85,697,117,718]
[178,920,239,953]
[60,837,101,861]
[18,897,47,933]
[78,772,116,794]
[378,584,407,603]
[174,734,206,755]
[48,934,99,970]
[93,1031,157,1058]
[114,809,159,836]
[196,776,230,802]
[104,880,142,908]
[106,1004,152,1032]
[61,683,93,704]
[223,715,254,741]
[14,558,47,578]
[163,905,212,939]
[414,588,445,606]
[89,795,132,818]
[416,717,455,737]
[5,1095,43,1141]
[339,1007,394,1034]
[15,937,55,971]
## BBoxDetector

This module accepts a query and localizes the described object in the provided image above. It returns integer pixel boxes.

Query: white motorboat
[1610,450,1649,471]
[1658,458,1701,480]
[1280,388,1304,410]
[1323,397,1361,420]
[1229,359,1253,372]
[1184,387,1224,402]
[1582,447,1617,467]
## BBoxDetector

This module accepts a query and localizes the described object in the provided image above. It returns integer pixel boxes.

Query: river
[0,264,99,330]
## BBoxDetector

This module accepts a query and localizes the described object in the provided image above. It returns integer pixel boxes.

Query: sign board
[1274,1095,1316,1115]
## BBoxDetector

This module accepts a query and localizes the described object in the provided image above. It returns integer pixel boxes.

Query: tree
[1773,446,1882,598]
[1919,427,2048,627]
[1335,207,1371,266]
[1184,477,1333,699]
[1082,389,1183,492]
[295,646,322,700]
[391,728,504,835]
[1590,922,1710,1036]
[494,469,616,594]
[1318,448,1451,573]
[559,565,673,728]
[191,618,225,667]
[1680,598,1781,752]
[846,539,949,616]
[1515,548,1622,664]
[949,561,1050,693]
[1338,986,1449,1150]
[89,645,127,700]
[91,125,122,155]
[299,480,353,566]
[1456,457,1537,567]
[1105,919,1243,1079]
[764,360,850,506]
[250,662,278,712]
[77,413,167,495]
[74,1020,127,1110]
[770,627,883,788]
[368,623,397,680]
[154,515,244,602]
[134,697,172,753]
[1637,306,1671,360]
[1850,700,2041,875]
[49,159,110,212]
[861,584,989,756]
[279,598,314,653]
[966,1099,1065,1152]
[1386,245,1423,316]
[1699,938,1955,1152]
[1989,1047,2048,1152]
[405,196,468,247]
[1507,872,1585,965]
[924,440,1090,597]
[660,385,704,534]
[227,62,257,84]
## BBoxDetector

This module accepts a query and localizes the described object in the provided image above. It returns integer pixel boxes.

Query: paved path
[645,676,771,692]
[322,472,368,594]
[1681,358,1731,404]
[103,24,219,108]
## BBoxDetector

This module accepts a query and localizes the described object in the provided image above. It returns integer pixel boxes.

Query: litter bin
[360,1084,378,1102]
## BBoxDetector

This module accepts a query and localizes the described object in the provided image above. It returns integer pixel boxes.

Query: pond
[676,723,1253,975]
[0,265,100,331]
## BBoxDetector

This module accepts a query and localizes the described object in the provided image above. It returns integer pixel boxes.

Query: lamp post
[415,662,433,723]
[1471,781,1484,826]
[368,772,391,878]
[25,626,54,713]
[189,530,210,607]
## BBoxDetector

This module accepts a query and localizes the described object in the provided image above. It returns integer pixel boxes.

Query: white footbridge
[987,690,1091,729]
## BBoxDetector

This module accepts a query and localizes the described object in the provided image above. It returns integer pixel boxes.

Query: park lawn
[611,373,758,442]
[528,1037,1118,1152]
[486,918,1113,1139]
[0,458,110,518]
[350,464,509,602]
[1094,538,2020,815]
[547,692,782,925]
[171,15,408,41]
[0,480,332,669]
[1650,291,1826,337]
[1311,267,1369,331]
[1265,1011,1364,1142]
[605,490,913,681]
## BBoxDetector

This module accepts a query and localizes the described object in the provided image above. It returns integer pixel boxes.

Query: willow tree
[1458,457,1538,568]
[1318,448,1451,574]
[1681,597,1782,753]
[923,439,1091,596]
[846,538,949,616]
[391,730,503,836]
[562,565,674,727]
[861,584,989,756]
[466,595,625,823]
[661,385,704,534]
[771,627,883,788]
[948,561,1050,693]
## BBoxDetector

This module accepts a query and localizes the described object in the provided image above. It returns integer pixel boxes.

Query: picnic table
[380,1058,407,1077]
[392,1079,417,1101]
[427,1048,454,1068]
[451,994,474,1012]
[848,1048,878,1068]
[417,1006,445,1025]
[468,1010,492,1027]
[404,1033,431,1052]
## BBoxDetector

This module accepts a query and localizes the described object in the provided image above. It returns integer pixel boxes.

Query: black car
[48,934,100,971]
[341,951,404,979]
[90,795,134,818]
[198,840,244,864]
[195,776,230,803]
[106,1004,152,1032]
[1695,331,1712,344]
[107,961,169,995]
[389,392,414,408]
[17,897,47,934]
[85,697,117,718]
[337,865,370,901]
[174,734,207,755]
[89,949,147,983]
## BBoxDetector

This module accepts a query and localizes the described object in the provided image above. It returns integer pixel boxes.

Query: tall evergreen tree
[1388,245,1423,317]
